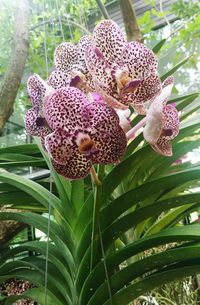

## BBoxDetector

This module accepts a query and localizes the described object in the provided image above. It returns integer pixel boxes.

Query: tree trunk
[0,0,29,135]
[119,0,143,42]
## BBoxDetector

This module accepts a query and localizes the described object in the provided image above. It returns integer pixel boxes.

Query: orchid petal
[47,70,71,89]
[85,45,114,88]
[130,75,162,114]
[54,42,77,72]
[162,104,179,139]
[45,130,73,165]
[84,102,127,163]
[27,74,47,107]
[121,42,158,79]
[162,75,174,88]
[25,107,51,138]
[116,109,131,132]
[77,35,93,71]
[91,126,127,164]
[153,76,174,105]
[93,19,125,64]
[143,99,163,144]
[94,81,127,109]
[151,137,172,157]
[52,154,92,180]
[44,87,89,131]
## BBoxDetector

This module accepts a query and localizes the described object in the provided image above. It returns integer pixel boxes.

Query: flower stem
[126,117,146,140]
[90,166,102,186]
[90,165,104,271]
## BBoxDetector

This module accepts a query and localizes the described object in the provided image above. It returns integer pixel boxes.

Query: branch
[30,18,91,35]
[119,0,143,42]
[0,0,29,135]
[96,0,110,19]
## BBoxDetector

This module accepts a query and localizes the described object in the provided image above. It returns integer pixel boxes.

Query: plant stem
[126,117,146,140]
[90,166,102,186]
[90,165,104,271]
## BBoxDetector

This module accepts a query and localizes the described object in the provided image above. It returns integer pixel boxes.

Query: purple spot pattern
[47,70,71,89]
[149,104,179,156]
[44,87,127,179]
[49,36,94,93]
[25,74,52,138]
[85,19,162,113]
[93,20,125,65]
[27,74,46,107]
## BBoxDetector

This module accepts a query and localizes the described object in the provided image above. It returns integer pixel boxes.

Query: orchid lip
[94,47,104,59]
[123,79,141,93]
[162,128,173,137]
[70,75,81,87]
[36,117,47,127]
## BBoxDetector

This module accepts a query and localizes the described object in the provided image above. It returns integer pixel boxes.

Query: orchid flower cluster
[25,20,179,180]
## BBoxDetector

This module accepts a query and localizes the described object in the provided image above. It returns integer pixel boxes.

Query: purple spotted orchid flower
[143,76,179,156]
[43,87,127,179]
[85,20,162,114]
[25,74,54,139]
[47,36,94,93]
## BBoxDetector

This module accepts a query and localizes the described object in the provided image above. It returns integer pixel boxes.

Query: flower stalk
[90,166,102,186]
[90,165,104,270]
[126,117,146,140]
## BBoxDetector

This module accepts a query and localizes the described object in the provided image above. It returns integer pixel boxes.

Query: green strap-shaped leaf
[102,263,200,305]
[160,55,192,81]
[101,167,200,231]
[0,241,74,296]
[0,160,46,167]
[0,153,43,161]
[87,244,200,305]
[78,225,200,304]
[71,180,84,218]
[36,138,75,225]
[3,281,64,305]
[0,172,60,210]
[0,144,40,155]
[152,38,166,53]
[0,259,70,305]
[0,212,75,275]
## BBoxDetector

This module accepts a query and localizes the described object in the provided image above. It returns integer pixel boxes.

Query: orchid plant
[25,20,180,181]
[0,19,200,305]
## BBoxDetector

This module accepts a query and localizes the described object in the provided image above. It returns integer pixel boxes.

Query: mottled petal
[45,130,73,165]
[94,81,127,109]
[52,153,92,180]
[25,107,51,137]
[130,75,162,114]
[151,137,172,157]
[85,45,114,88]
[84,102,127,163]
[44,87,89,131]
[162,75,174,88]
[27,74,47,107]
[91,126,127,164]
[162,104,179,139]
[93,19,126,64]
[77,35,93,71]
[47,70,71,89]
[143,99,163,144]
[116,109,132,132]
[85,102,120,127]
[54,42,77,72]
[121,42,158,79]
[152,76,174,105]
